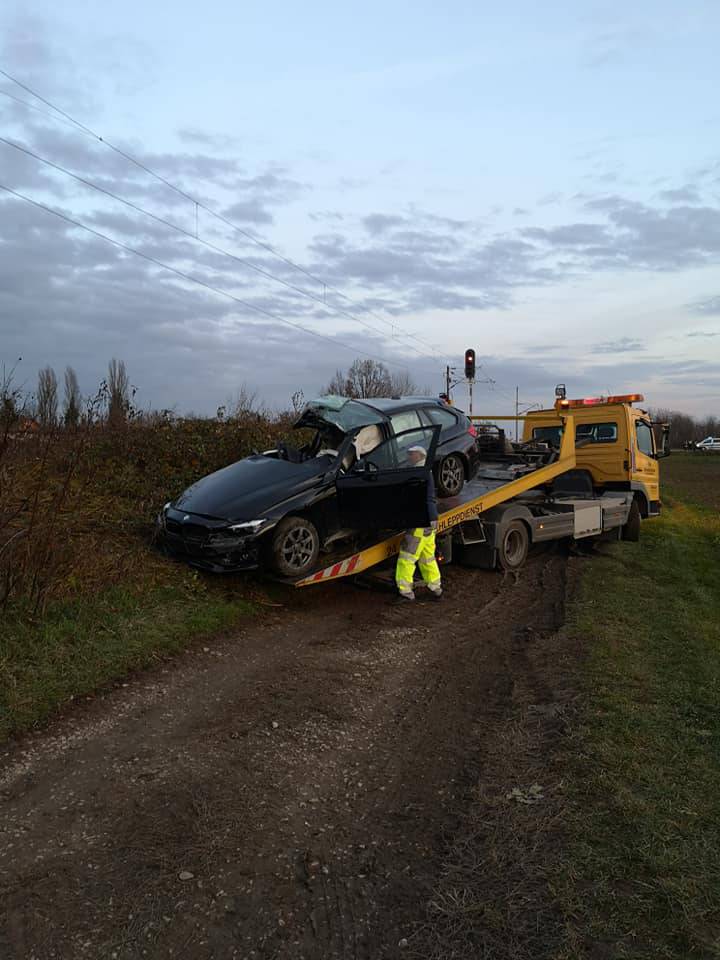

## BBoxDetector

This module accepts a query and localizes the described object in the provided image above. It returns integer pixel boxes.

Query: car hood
[173,455,330,521]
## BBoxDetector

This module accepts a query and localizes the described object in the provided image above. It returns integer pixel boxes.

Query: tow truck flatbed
[295,412,633,586]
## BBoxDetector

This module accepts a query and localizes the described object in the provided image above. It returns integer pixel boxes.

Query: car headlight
[163,501,172,512]
[229,519,268,533]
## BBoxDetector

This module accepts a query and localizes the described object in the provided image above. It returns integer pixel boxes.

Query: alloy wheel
[440,455,464,494]
[280,526,316,570]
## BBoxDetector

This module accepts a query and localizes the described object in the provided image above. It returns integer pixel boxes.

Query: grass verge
[0,571,255,740]
[560,464,720,958]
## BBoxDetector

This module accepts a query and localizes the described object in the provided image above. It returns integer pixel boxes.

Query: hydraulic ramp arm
[296,414,576,587]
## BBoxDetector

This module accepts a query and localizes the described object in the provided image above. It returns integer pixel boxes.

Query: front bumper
[157,511,272,573]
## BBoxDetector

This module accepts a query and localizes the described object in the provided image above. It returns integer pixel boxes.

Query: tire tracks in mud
[1,553,573,960]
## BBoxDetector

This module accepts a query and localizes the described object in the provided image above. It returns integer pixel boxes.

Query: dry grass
[0,410,293,611]
[413,454,720,959]
[0,410,295,738]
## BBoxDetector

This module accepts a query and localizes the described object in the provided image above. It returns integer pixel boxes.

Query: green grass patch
[663,450,720,512]
[560,487,720,957]
[0,573,255,740]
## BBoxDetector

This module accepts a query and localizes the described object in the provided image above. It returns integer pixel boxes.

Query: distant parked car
[696,436,720,453]
[158,395,479,577]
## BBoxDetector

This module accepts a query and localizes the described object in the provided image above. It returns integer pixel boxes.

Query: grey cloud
[363,213,407,235]
[522,223,609,246]
[690,295,720,315]
[230,171,305,199]
[522,195,720,271]
[307,226,552,314]
[337,177,369,190]
[309,210,345,223]
[222,200,274,225]
[592,337,645,354]
[686,330,720,338]
[4,177,718,416]
[416,210,472,231]
[177,128,240,150]
[537,192,563,206]
[1,193,427,413]
[659,186,701,204]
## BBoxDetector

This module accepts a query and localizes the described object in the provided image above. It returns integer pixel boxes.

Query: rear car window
[390,410,422,434]
[424,406,458,429]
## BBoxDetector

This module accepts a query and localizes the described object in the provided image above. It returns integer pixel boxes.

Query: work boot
[426,589,443,602]
[391,592,415,604]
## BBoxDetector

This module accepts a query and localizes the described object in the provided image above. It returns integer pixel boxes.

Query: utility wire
[0,66,450,363]
[0,87,82,130]
[0,134,442,360]
[0,182,419,371]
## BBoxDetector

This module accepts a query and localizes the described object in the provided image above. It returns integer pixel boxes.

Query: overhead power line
[0,134,443,361]
[0,66,450,364]
[0,182,420,371]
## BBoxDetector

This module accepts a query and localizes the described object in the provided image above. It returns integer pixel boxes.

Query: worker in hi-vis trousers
[395,445,443,602]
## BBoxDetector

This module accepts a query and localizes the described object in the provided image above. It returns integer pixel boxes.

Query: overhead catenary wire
[0,87,84,131]
[0,66,451,364]
[0,134,442,361]
[2,68,526,398]
[0,182,421,371]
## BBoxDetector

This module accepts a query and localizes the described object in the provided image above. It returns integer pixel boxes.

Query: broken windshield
[294,397,386,433]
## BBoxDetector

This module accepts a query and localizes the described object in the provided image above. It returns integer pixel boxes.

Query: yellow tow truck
[523,387,670,524]
[296,388,668,587]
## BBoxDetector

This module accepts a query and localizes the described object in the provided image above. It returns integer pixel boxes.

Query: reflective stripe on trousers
[395,527,442,596]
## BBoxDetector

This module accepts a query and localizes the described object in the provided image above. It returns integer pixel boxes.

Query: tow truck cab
[522,392,670,518]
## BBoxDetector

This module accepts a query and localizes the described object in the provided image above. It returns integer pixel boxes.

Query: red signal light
[464,348,476,379]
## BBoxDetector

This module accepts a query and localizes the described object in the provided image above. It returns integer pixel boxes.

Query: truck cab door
[336,425,440,531]
[633,418,660,510]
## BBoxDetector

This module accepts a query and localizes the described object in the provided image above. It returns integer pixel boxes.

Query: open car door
[336,424,441,530]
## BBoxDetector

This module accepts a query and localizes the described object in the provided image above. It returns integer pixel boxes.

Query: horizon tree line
[2,355,718,443]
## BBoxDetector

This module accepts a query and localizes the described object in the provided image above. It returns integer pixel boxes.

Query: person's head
[407,445,427,467]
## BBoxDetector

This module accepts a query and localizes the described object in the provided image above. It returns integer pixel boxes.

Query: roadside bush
[0,409,294,614]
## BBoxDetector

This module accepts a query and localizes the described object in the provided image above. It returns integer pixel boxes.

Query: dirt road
[1,552,578,959]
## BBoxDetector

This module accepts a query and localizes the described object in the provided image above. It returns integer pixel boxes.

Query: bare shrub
[108,358,130,426]
[63,366,82,428]
[37,366,58,427]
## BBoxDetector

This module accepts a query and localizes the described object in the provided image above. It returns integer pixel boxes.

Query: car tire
[437,454,465,498]
[498,520,529,571]
[267,516,320,577]
[622,498,641,542]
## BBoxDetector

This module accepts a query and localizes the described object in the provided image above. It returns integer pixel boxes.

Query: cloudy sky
[1,1,719,416]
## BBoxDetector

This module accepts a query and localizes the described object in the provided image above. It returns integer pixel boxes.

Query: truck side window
[533,426,562,444]
[636,421,654,456]
[577,422,618,443]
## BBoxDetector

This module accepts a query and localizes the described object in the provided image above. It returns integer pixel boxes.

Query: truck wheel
[498,520,529,571]
[437,454,465,498]
[267,516,320,577]
[622,499,641,542]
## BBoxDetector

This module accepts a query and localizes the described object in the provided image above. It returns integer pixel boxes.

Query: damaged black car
[158,395,477,578]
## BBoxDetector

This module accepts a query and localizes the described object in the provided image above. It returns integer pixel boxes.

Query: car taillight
[468,424,477,437]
